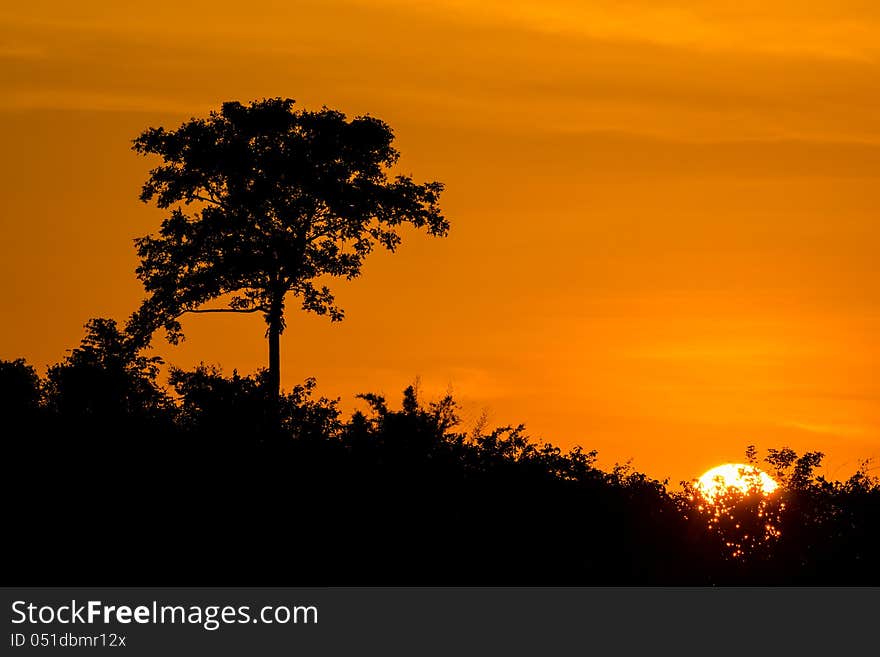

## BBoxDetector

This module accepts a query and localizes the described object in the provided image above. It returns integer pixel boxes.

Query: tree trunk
[268,317,281,400]
[266,295,284,432]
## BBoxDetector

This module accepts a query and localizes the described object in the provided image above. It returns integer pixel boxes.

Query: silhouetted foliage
[0,357,41,415]
[4,325,878,585]
[129,98,448,401]
[169,366,340,443]
[677,445,880,583]
[44,318,168,423]
[1,358,43,447]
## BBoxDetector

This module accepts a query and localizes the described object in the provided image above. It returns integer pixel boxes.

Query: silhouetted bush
[45,318,169,428]
[2,321,878,585]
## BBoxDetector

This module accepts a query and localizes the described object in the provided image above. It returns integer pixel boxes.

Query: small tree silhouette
[0,358,42,415]
[46,318,166,417]
[129,98,448,405]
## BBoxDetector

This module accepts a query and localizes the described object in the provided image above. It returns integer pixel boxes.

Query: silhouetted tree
[130,98,448,407]
[0,358,42,417]
[169,365,341,443]
[45,318,167,424]
[1,358,44,449]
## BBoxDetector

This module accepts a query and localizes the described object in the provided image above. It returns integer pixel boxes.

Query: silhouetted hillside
[3,320,878,585]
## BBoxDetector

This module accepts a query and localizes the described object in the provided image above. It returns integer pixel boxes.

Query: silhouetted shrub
[45,318,169,425]
[0,358,42,416]
[3,327,878,585]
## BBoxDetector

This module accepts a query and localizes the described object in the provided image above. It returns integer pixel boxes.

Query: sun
[695,463,779,502]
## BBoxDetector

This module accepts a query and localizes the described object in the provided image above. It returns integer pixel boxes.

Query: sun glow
[696,463,779,502]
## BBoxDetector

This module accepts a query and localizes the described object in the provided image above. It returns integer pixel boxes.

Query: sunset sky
[2,1,879,483]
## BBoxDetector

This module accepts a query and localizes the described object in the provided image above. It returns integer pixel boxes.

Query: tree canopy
[129,97,448,397]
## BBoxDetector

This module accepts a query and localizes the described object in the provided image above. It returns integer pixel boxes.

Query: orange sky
[2,1,879,483]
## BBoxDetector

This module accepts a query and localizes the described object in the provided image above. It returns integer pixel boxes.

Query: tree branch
[188,194,227,208]
[182,307,266,314]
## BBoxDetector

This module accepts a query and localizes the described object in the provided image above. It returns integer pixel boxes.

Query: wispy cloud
[365,0,880,59]
[780,421,867,437]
